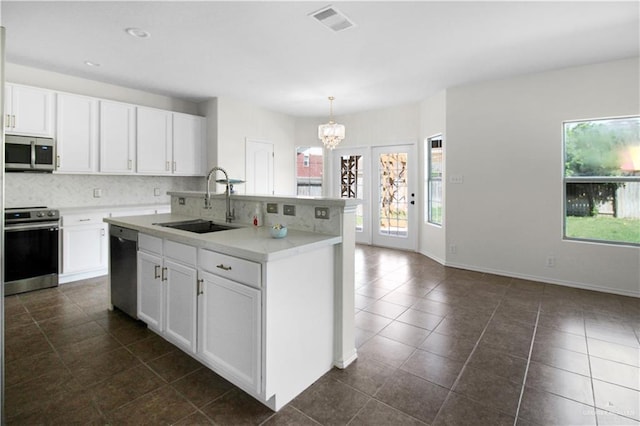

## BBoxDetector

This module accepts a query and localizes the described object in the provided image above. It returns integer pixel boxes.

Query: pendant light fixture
[318,96,345,150]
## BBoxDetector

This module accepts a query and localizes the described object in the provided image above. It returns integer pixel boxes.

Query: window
[340,155,364,231]
[426,135,443,225]
[296,147,323,196]
[563,116,640,246]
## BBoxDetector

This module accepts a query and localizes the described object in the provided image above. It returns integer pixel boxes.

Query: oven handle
[31,140,36,169]
[5,222,59,232]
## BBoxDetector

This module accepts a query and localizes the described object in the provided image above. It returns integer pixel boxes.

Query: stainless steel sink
[154,219,234,234]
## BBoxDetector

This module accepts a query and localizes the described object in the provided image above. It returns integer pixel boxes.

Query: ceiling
[2,1,638,117]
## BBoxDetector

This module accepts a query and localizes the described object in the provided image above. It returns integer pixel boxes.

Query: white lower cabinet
[61,214,108,276]
[138,235,197,353]
[198,270,261,393]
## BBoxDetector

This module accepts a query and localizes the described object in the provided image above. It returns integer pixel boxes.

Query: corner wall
[444,57,640,296]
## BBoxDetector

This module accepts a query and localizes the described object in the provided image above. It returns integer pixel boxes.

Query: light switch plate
[315,207,330,219]
[283,205,296,216]
[267,203,278,214]
[154,188,161,196]
[93,188,102,198]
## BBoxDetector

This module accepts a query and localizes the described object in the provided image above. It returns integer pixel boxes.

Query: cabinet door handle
[56,155,61,168]
[5,114,10,128]
[161,267,167,281]
[100,229,105,237]
[11,115,15,128]
[216,264,232,271]
[154,265,161,279]
[173,161,177,172]
[197,278,204,295]
[128,159,132,170]
[166,161,170,172]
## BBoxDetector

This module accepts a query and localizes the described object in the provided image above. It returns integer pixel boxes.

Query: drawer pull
[154,265,161,279]
[78,218,91,222]
[216,264,232,271]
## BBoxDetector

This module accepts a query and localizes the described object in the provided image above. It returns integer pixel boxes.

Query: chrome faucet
[205,166,234,222]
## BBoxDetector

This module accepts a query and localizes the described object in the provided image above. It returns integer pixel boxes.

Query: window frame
[425,134,443,226]
[562,115,640,247]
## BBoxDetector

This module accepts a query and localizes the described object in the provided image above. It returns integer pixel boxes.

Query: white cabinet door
[198,270,261,393]
[99,100,136,173]
[173,113,205,176]
[164,259,198,352]
[56,92,98,173]
[5,84,54,137]
[62,223,108,274]
[137,250,163,331]
[137,107,173,175]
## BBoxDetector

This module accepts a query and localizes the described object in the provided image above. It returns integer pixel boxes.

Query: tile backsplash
[5,173,204,208]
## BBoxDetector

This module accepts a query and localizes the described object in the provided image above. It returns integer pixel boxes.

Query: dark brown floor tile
[393,281,437,297]
[109,385,197,425]
[356,284,393,299]
[57,332,123,364]
[291,377,369,424]
[519,386,597,425]
[531,342,590,376]
[480,328,533,358]
[492,306,538,325]
[350,399,426,425]
[355,311,394,333]
[5,321,42,341]
[355,327,376,348]
[538,314,586,335]
[453,366,521,415]
[5,311,34,330]
[173,410,215,425]
[586,324,640,348]
[593,380,640,420]
[380,289,421,307]
[201,387,275,425]
[401,349,464,389]
[67,347,141,387]
[526,361,593,406]
[172,367,234,408]
[30,302,84,322]
[535,325,588,353]
[37,308,94,332]
[597,409,640,425]
[4,331,53,363]
[328,357,397,396]
[591,357,640,391]
[588,338,640,367]
[433,392,515,426]
[107,319,153,345]
[355,294,376,309]
[88,364,164,412]
[44,320,107,348]
[358,335,416,368]
[95,309,139,331]
[467,343,528,383]
[5,350,67,387]
[432,317,485,342]
[364,300,409,319]
[147,349,204,383]
[396,308,445,330]
[261,405,320,425]
[127,332,176,362]
[375,369,448,424]
[8,388,102,425]
[378,320,431,347]
[411,298,455,316]
[419,332,476,362]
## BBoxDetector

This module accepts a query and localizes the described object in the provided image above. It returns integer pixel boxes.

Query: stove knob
[47,211,56,217]
[36,212,45,217]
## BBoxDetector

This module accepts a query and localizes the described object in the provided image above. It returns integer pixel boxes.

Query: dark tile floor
[4,245,640,425]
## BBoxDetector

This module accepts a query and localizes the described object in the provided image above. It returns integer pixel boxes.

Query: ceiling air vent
[309,6,355,32]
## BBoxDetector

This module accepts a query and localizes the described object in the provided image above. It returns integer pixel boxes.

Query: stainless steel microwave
[5,135,56,172]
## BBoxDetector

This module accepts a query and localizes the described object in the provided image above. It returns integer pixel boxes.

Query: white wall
[215,96,297,195]
[419,90,447,263]
[445,57,640,296]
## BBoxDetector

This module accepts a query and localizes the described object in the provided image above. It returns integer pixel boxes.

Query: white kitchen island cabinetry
[56,92,99,173]
[99,100,136,174]
[4,83,54,137]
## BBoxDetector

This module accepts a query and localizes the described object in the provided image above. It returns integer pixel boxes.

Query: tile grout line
[584,307,600,426]
[512,296,542,425]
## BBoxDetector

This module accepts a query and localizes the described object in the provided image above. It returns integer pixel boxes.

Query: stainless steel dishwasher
[109,225,138,319]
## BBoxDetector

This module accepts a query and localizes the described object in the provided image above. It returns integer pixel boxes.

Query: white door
[332,147,370,244]
[99,100,136,173]
[56,93,98,173]
[245,139,274,195]
[137,251,163,331]
[371,145,418,250]
[164,259,198,352]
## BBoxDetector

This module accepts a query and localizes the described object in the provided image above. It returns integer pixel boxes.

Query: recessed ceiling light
[125,27,151,39]
[84,61,101,67]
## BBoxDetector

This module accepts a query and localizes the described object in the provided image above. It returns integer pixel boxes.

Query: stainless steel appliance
[4,206,60,295]
[109,225,138,318]
[5,135,56,172]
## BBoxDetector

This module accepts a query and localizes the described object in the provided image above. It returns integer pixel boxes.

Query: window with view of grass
[426,135,443,225]
[563,116,640,246]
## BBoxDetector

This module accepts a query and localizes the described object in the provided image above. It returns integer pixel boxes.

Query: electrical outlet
[178,197,186,205]
[93,188,102,198]
[283,205,296,216]
[154,188,161,196]
[546,256,556,268]
[266,203,278,214]
[449,175,464,184]
[315,207,330,219]
[449,244,457,254]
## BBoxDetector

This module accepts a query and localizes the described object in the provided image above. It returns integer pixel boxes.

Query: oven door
[4,222,59,295]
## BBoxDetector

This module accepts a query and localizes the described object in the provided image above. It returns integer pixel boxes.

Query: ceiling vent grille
[309,6,355,32]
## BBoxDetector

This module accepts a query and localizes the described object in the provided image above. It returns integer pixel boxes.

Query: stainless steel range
[4,206,60,296]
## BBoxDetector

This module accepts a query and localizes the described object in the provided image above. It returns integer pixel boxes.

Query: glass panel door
[372,145,417,250]
[333,147,369,244]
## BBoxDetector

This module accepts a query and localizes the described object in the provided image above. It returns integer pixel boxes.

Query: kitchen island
[105,193,358,411]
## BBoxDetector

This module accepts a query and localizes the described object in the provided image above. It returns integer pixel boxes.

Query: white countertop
[104,213,342,262]
[57,203,170,215]
[168,191,361,208]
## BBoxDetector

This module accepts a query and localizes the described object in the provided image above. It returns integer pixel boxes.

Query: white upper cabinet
[99,100,136,174]
[5,84,54,137]
[173,112,205,176]
[137,106,173,175]
[56,92,99,173]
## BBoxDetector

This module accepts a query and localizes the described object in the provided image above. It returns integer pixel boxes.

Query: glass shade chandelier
[318,96,345,150]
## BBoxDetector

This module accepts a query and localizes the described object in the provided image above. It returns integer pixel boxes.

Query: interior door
[332,147,369,244]
[371,145,417,250]
[245,139,274,195]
